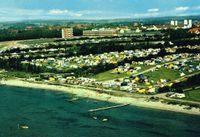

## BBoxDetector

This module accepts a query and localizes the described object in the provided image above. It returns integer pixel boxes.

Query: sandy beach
[1,79,200,116]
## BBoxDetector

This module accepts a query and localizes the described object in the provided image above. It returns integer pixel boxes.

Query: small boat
[102,118,108,122]
[93,116,98,120]
[18,124,29,129]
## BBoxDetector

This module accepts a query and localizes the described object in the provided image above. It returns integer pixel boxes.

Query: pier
[88,103,130,112]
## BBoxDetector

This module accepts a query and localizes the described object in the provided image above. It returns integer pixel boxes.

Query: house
[189,28,200,34]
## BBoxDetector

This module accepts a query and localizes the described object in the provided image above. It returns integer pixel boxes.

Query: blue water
[0,86,200,137]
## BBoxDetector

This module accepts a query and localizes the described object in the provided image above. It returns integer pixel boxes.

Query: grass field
[184,89,200,102]
[91,70,129,81]
[0,38,58,50]
[91,64,154,81]
[145,67,180,82]
[0,41,18,49]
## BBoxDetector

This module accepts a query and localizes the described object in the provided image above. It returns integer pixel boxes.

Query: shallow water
[0,86,200,137]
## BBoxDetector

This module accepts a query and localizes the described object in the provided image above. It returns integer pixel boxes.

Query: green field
[0,39,56,49]
[91,65,154,81]
[0,41,17,49]
[0,44,6,49]
[185,89,200,102]
[145,67,180,82]
[91,70,129,81]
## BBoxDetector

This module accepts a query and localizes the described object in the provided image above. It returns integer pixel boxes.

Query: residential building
[62,28,73,38]
[170,20,178,26]
[189,28,200,34]
[183,19,192,28]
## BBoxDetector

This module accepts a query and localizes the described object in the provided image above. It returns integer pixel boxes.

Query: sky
[0,0,200,21]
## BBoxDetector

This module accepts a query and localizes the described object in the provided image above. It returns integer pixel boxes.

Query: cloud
[48,9,69,15]
[147,8,159,12]
[0,8,45,21]
[77,10,104,15]
[194,6,200,10]
[132,12,159,18]
[0,8,44,17]
[0,8,84,21]
[48,9,83,17]
[175,6,189,12]
[0,4,199,22]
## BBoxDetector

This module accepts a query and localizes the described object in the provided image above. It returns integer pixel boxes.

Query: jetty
[88,103,130,112]
[17,124,29,130]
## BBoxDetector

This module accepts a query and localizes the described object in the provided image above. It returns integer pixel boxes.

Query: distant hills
[1,15,200,25]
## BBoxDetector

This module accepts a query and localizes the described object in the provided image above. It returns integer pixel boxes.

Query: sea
[0,86,200,137]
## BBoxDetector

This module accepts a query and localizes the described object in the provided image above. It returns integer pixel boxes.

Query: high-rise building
[184,20,188,26]
[170,20,178,26]
[170,20,175,26]
[61,28,73,38]
[188,20,193,28]
[184,19,192,28]
[175,20,178,26]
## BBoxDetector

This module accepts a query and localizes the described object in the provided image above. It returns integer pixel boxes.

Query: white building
[171,20,178,26]
[183,19,192,28]
[61,28,73,39]
[188,20,192,28]
[184,20,188,26]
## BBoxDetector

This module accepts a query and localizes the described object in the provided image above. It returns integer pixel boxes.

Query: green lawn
[184,89,200,102]
[0,44,7,49]
[0,39,57,49]
[0,41,17,50]
[145,67,180,82]
[91,70,129,81]
[91,65,158,81]
[91,64,154,81]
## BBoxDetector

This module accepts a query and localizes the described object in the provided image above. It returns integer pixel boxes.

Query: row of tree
[0,28,60,41]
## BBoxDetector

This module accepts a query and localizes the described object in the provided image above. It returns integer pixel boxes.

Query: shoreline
[1,79,200,116]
